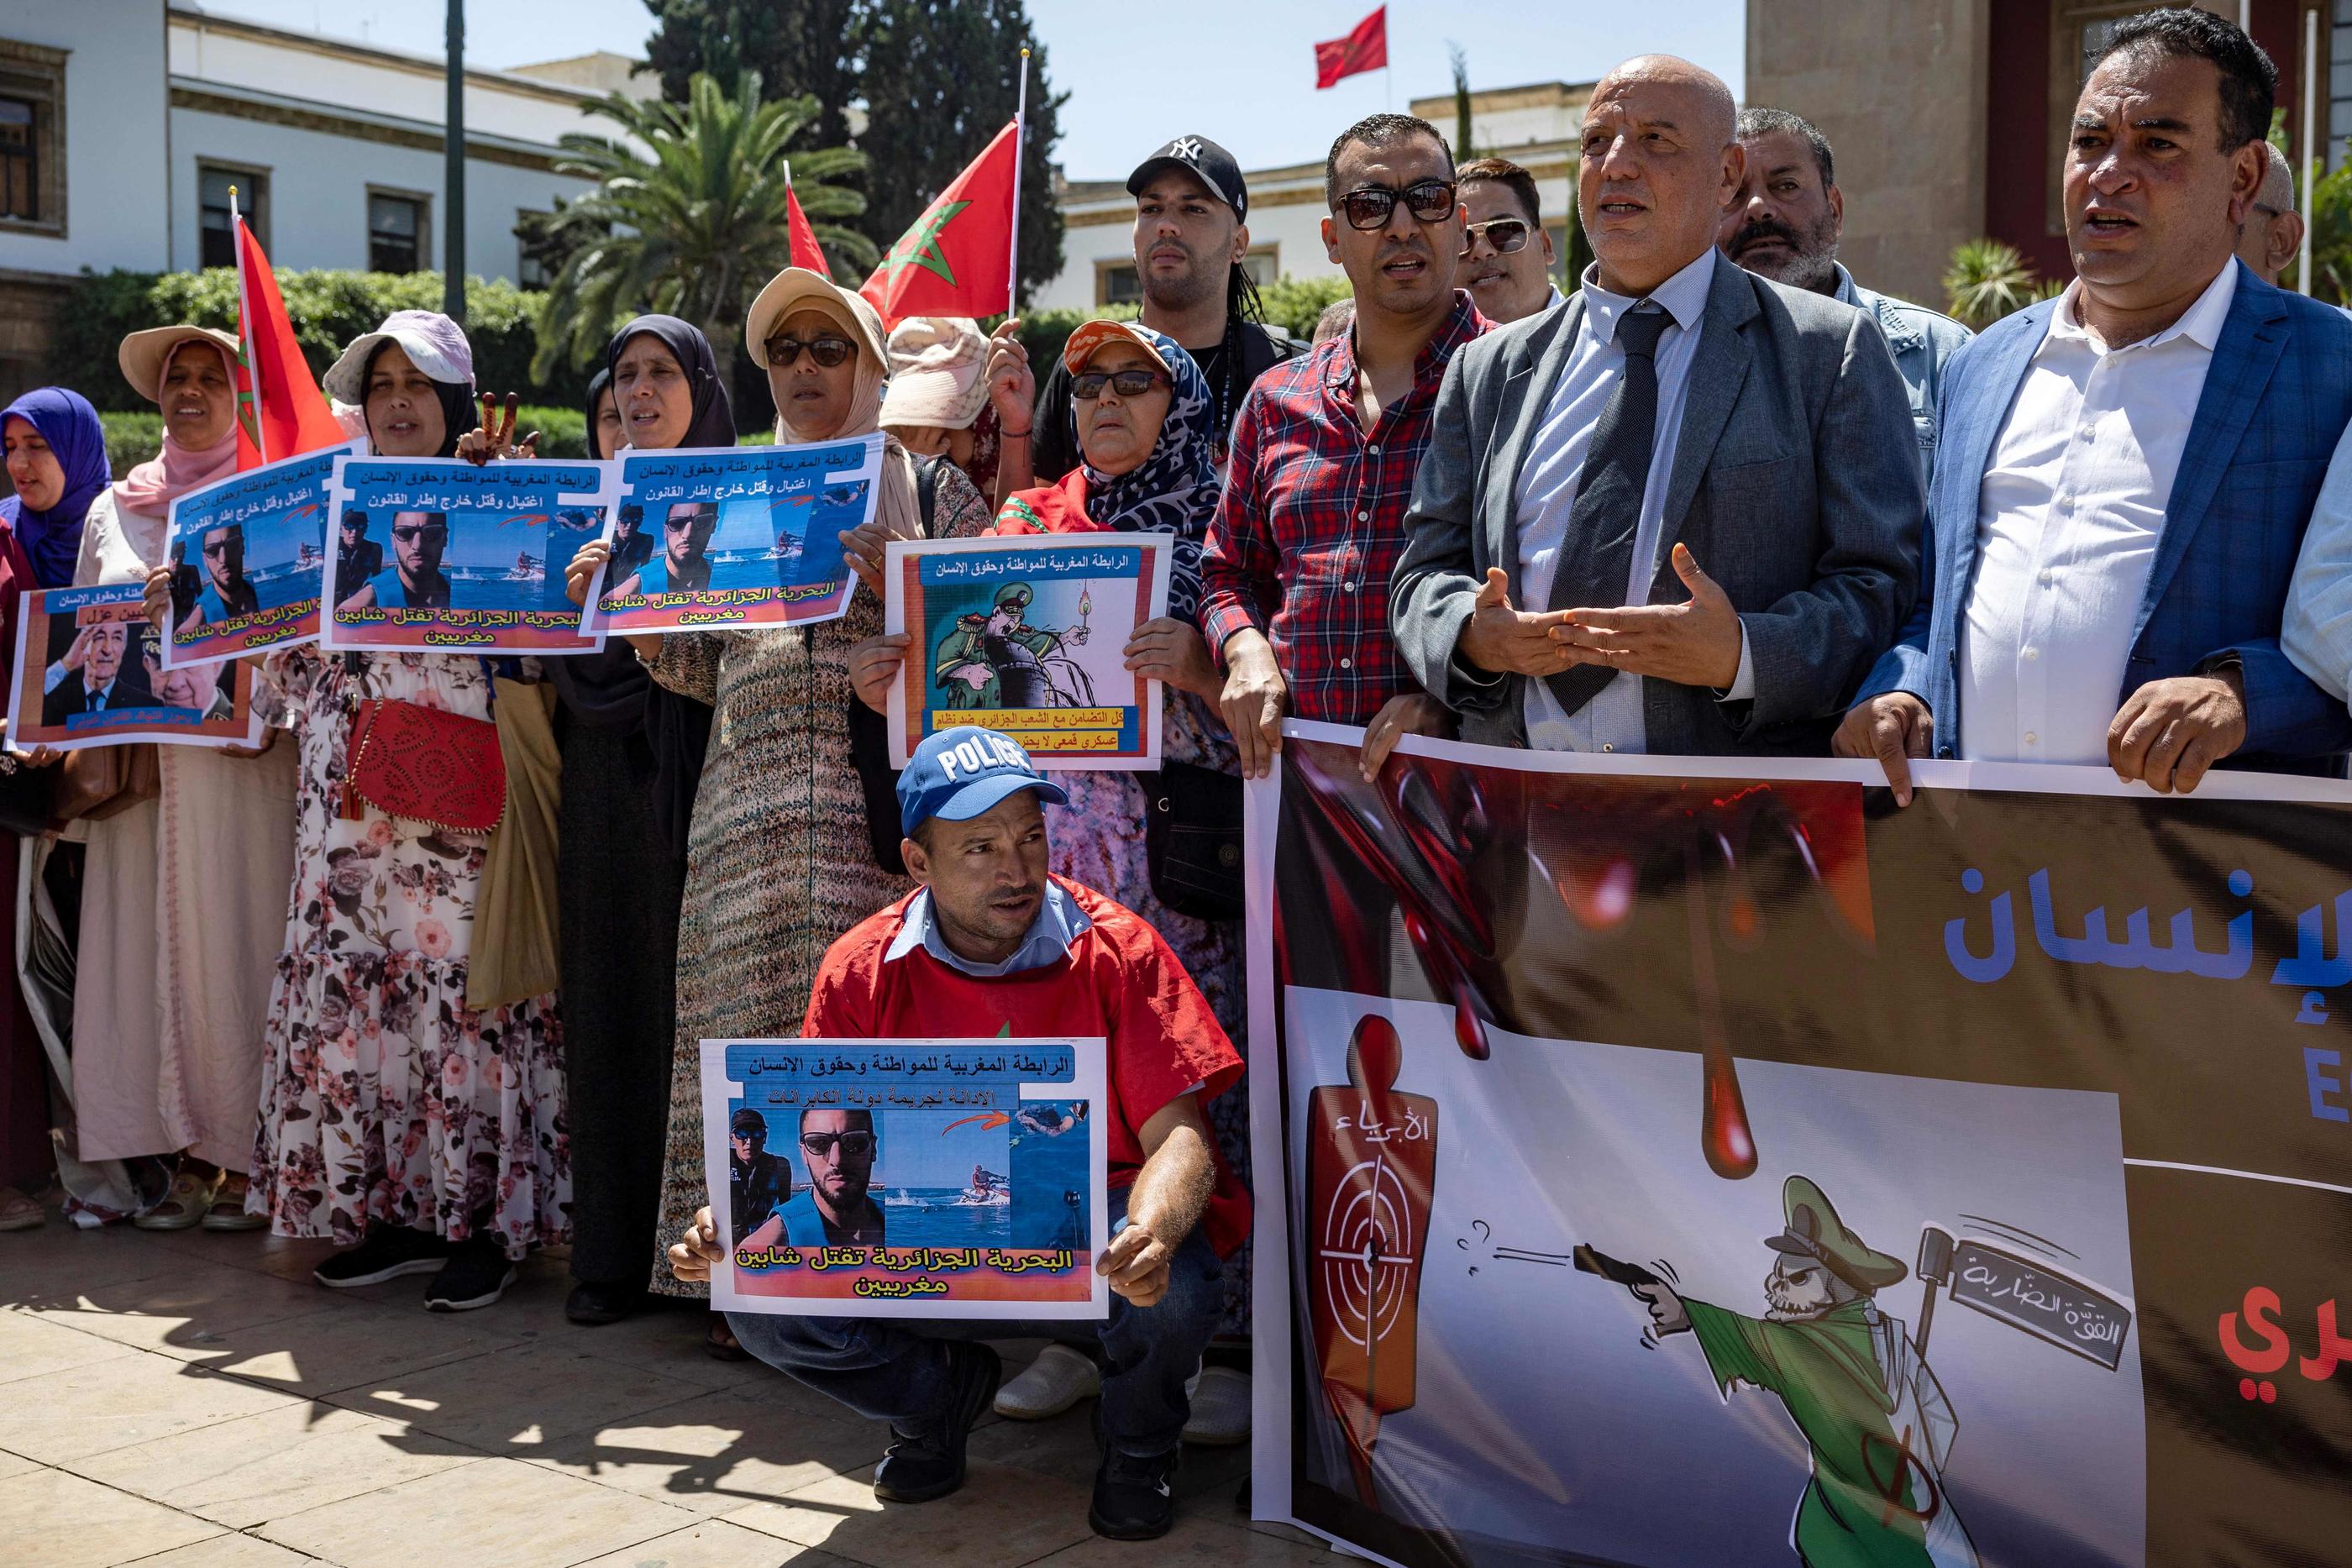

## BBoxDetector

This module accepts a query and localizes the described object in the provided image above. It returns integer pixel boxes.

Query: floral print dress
[247,649,568,1259]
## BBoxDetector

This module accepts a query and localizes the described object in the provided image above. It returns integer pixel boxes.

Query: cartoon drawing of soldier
[932,581,1093,710]
[1599,1176,1980,1568]
[1305,1015,1437,1508]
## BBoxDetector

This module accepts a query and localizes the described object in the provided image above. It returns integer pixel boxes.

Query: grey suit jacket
[1389,252,1924,756]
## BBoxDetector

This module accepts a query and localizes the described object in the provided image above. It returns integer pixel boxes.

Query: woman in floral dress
[242,312,565,1312]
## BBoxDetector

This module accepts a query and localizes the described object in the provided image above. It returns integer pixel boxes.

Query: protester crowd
[4,6,2349,1544]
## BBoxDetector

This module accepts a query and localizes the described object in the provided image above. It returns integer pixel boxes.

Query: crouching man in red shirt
[670,725,1246,1542]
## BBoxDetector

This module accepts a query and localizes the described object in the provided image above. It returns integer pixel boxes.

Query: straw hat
[117,325,241,404]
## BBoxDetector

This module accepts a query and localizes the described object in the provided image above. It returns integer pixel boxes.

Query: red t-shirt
[801,875,1251,1256]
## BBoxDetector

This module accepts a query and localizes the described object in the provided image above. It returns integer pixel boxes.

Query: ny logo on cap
[1169,136,1204,163]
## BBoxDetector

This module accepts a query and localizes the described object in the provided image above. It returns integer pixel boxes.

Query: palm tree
[530,71,874,381]
[1941,239,2046,330]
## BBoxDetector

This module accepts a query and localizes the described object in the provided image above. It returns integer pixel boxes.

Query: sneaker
[1181,1365,1251,1446]
[1089,1445,1180,1540]
[564,1279,642,1325]
[995,1343,1100,1420]
[872,1341,1002,1504]
[423,1237,518,1312]
[312,1224,450,1287]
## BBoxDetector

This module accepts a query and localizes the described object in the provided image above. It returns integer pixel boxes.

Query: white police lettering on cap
[952,738,986,776]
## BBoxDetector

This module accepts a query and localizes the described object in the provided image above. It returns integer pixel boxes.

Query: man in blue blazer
[1838,8,2352,801]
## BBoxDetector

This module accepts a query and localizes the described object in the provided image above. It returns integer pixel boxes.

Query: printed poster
[9,585,263,751]
[1247,722,2352,1568]
[883,533,1171,769]
[591,440,882,635]
[700,1036,1109,1319]
[323,456,608,653]
[160,443,352,669]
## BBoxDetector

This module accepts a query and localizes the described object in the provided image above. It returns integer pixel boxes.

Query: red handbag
[339,698,507,833]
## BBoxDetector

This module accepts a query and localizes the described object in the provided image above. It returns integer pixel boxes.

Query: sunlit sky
[200,0,1746,179]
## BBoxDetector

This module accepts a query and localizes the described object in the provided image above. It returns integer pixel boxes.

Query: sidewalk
[0,1209,1333,1568]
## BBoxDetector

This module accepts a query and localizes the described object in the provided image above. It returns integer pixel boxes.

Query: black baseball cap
[1127,135,1248,222]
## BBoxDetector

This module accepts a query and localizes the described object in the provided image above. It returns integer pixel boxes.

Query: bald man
[1393,54,1922,758]
[2236,141,2304,287]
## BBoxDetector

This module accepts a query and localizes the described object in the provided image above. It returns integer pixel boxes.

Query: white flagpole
[229,185,269,465]
[1007,47,1031,317]
[2303,4,2318,296]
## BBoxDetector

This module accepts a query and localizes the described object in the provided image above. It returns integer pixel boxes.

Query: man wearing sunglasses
[177,522,262,635]
[770,1109,886,1246]
[623,501,717,596]
[669,726,1242,1540]
[348,510,453,611]
[1458,157,1564,325]
[1719,108,1970,483]
[1392,55,1921,762]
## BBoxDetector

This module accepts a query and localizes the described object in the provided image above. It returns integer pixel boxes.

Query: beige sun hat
[878,317,990,431]
[745,267,887,369]
[118,325,241,404]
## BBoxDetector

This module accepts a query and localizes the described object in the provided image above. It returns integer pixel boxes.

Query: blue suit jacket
[1856,261,2352,772]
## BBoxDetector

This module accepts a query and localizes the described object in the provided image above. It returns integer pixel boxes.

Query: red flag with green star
[232,215,344,469]
[859,119,1019,327]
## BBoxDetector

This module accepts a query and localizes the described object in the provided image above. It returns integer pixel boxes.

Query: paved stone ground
[0,1209,1336,1568]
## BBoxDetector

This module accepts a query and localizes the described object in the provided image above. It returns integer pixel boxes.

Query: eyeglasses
[1336,179,1458,232]
[800,1130,875,1159]
[664,511,711,534]
[1461,217,1531,257]
[1072,368,1170,400]
[764,334,857,369]
[201,538,236,557]
[2252,202,2285,219]
[389,523,445,543]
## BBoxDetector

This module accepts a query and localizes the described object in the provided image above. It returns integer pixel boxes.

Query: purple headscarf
[0,387,109,587]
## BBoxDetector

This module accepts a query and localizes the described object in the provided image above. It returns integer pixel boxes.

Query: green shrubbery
[96,405,587,478]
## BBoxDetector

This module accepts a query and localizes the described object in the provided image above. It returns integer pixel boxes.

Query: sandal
[705,1313,750,1362]
[201,1175,266,1232]
[0,1188,42,1232]
[134,1167,223,1231]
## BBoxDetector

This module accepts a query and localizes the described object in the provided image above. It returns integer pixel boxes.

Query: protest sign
[160,443,351,669]
[592,440,880,635]
[1248,722,2352,1568]
[883,533,1170,768]
[9,585,261,751]
[699,1037,1108,1319]
[323,456,608,653]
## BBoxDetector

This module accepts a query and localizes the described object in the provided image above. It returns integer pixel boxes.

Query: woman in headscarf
[890,319,1252,1431]
[564,270,991,1355]
[0,391,90,1230]
[237,310,566,1313]
[68,327,298,1235]
[549,318,723,1327]
[877,317,1000,503]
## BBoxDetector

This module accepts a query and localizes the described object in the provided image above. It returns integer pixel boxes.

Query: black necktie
[1546,303,1672,716]
[90,688,104,712]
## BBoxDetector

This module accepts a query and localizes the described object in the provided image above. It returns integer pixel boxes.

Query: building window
[516,211,550,287]
[1099,244,1284,307]
[1241,244,1279,287]
[0,39,66,235]
[199,164,266,269]
[368,191,427,274]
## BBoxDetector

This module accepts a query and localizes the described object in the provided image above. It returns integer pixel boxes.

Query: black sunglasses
[390,523,444,543]
[801,1130,875,1159]
[1337,179,1458,232]
[1072,368,1169,400]
[201,537,237,557]
[765,334,857,369]
[1461,217,1531,257]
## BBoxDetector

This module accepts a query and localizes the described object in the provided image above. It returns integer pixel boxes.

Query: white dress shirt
[1958,264,2235,763]
[1515,249,1751,753]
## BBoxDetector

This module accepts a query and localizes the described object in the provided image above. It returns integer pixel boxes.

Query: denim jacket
[1835,264,1971,488]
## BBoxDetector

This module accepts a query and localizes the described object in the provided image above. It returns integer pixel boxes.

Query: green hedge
[1007,276,1351,370]
[51,269,555,415]
[99,404,588,477]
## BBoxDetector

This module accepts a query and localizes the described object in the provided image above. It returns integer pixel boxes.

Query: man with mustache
[1392,55,1919,760]
[1719,108,1971,485]
[1458,157,1564,325]
[995,134,1297,490]
[668,726,1246,1542]
[1842,8,2352,804]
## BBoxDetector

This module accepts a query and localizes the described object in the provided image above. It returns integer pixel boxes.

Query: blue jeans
[727,1188,1221,1457]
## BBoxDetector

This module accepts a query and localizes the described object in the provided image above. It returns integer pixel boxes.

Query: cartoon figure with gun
[1585,1175,1981,1568]
[932,580,1095,711]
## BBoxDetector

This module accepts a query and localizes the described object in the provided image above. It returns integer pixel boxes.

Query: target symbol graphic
[1317,1155,1419,1349]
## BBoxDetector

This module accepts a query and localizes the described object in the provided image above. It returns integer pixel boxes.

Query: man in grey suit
[1390,55,1923,757]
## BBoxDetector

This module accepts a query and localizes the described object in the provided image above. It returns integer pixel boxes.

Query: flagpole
[229,185,270,466]
[1006,47,1031,317]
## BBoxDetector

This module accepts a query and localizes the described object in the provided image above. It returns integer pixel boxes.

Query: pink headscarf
[113,339,239,518]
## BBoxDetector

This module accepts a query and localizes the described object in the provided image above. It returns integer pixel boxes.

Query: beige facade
[1745,0,1991,310]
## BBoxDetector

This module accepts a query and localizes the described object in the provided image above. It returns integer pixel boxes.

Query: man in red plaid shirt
[1200,113,1489,780]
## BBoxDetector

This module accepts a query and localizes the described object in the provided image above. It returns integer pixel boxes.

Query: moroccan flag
[859,118,1019,327]
[232,216,343,470]
[1315,6,1388,88]
[785,181,832,279]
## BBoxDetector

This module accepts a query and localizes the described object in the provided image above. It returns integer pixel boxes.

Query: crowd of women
[0,262,1258,1424]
